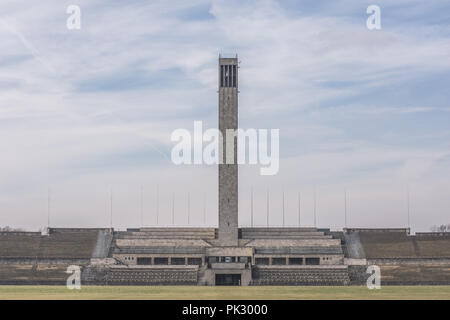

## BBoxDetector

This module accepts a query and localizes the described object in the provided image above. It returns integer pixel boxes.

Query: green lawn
[0,285,449,300]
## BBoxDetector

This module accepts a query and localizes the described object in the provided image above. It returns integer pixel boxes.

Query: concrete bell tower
[218,55,239,246]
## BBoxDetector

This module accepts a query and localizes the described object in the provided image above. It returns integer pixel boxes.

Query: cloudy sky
[0,0,449,231]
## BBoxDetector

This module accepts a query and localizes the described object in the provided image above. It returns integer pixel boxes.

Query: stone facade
[103,227,348,286]
[2,227,450,286]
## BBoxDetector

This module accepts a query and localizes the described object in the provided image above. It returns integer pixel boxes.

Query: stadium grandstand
[1,227,449,285]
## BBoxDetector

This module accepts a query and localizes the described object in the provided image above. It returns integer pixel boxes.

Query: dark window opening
[305,257,320,265]
[220,64,237,88]
[220,256,236,263]
[187,258,202,266]
[171,257,185,265]
[136,257,152,265]
[223,65,226,87]
[272,258,286,265]
[226,65,230,87]
[154,257,169,265]
[255,258,269,265]
[230,64,233,87]
[288,258,303,265]
[216,274,241,286]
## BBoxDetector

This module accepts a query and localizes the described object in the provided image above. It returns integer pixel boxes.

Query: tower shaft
[218,56,239,246]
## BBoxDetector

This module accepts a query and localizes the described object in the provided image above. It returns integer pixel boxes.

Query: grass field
[0,285,449,300]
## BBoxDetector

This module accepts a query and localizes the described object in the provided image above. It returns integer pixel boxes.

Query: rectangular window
[216,274,241,286]
[225,65,229,87]
[154,257,169,265]
[230,64,234,87]
[223,65,226,87]
[220,64,237,88]
[288,258,303,265]
[305,257,320,265]
[136,257,152,265]
[272,258,286,265]
[224,256,236,263]
[255,258,269,265]
[171,257,185,265]
[187,258,202,266]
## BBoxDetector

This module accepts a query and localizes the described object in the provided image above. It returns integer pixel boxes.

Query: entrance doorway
[215,274,241,286]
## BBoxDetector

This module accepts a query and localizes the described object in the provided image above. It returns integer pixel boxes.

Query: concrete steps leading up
[117,228,216,240]
[117,235,215,240]
[242,234,333,239]
[240,228,332,240]
[241,228,319,232]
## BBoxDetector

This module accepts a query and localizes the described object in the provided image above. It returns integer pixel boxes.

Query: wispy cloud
[0,0,449,231]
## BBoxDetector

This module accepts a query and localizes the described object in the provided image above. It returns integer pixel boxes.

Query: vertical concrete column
[218,56,239,246]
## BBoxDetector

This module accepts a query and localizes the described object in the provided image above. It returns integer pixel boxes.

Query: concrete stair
[240,228,333,240]
[117,228,216,240]
[197,265,208,286]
